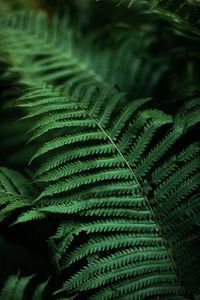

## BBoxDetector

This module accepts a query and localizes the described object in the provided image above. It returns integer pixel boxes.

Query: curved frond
[17,84,200,299]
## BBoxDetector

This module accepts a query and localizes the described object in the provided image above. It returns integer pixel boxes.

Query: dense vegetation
[0,0,199,299]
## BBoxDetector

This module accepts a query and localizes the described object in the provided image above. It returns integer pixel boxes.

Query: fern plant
[0,1,199,299]
[118,0,200,33]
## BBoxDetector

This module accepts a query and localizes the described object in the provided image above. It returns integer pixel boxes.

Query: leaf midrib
[74,100,186,297]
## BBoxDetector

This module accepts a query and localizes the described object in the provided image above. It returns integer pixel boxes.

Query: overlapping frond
[14,82,200,298]
[0,10,165,99]
[0,2,200,299]
[118,0,200,34]
[0,167,32,222]
[0,167,45,224]
[0,11,105,90]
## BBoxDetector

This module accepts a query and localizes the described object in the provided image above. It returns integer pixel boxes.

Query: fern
[0,11,112,89]
[0,274,49,300]
[0,167,35,222]
[0,10,165,99]
[0,1,200,299]
[0,166,47,225]
[14,82,199,298]
[118,0,200,34]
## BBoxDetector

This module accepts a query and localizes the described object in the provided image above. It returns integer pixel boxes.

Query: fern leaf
[31,278,50,300]
[118,0,200,34]
[36,143,115,177]
[37,156,124,182]
[30,131,107,163]
[0,274,48,300]
[109,98,151,140]
[0,274,33,300]
[0,167,36,223]
[12,209,46,225]
[16,84,200,298]
[1,2,200,300]
[0,12,111,90]
[37,168,132,199]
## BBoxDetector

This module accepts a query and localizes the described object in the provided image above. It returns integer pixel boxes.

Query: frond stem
[76,100,187,299]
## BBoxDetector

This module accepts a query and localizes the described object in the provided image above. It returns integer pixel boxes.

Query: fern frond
[0,274,34,300]
[37,156,124,182]
[151,142,200,184]
[153,157,200,205]
[118,0,200,34]
[91,283,182,300]
[32,278,50,300]
[79,207,151,219]
[0,9,165,101]
[0,167,36,222]
[30,131,107,163]
[37,168,132,199]
[0,1,199,299]
[61,233,163,268]
[36,143,115,177]
[61,246,170,289]
[63,260,174,292]
[108,98,152,140]
[12,209,47,225]
[0,12,112,91]
[15,83,200,298]
[0,274,48,300]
